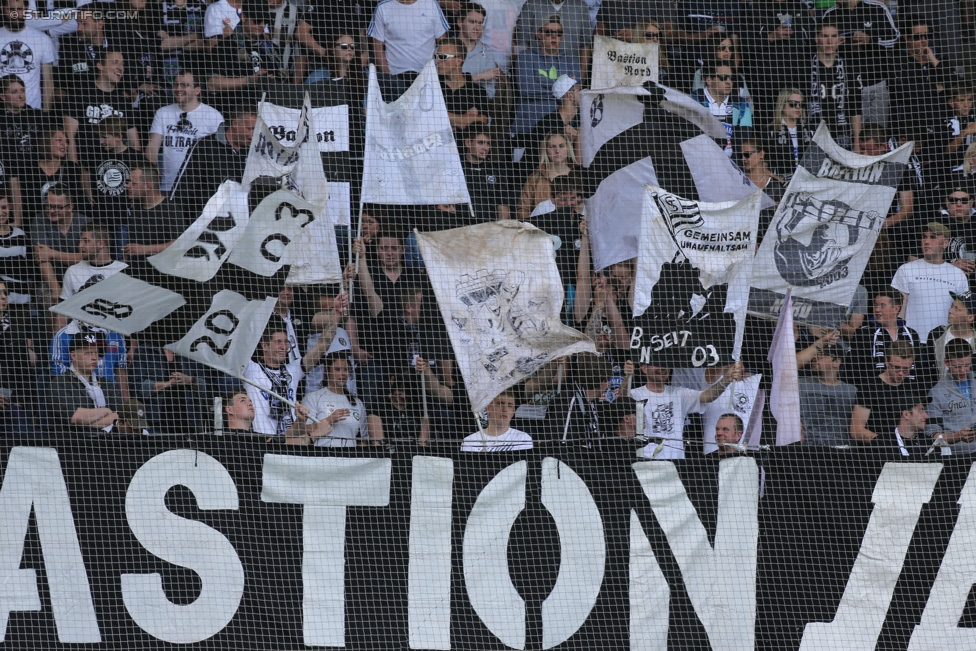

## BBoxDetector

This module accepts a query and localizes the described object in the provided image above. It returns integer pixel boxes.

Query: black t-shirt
[528,206,582,290]
[159,0,207,84]
[66,82,134,158]
[108,15,164,92]
[351,264,423,355]
[944,110,976,170]
[19,160,85,220]
[462,157,513,223]
[304,0,374,46]
[857,374,923,446]
[0,107,52,176]
[209,30,283,110]
[441,77,491,122]
[84,147,142,224]
[127,199,186,252]
[56,35,106,98]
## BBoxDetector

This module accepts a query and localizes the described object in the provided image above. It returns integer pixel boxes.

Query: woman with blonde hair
[517,131,578,220]
[766,87,813,179]
[632,19,670,85]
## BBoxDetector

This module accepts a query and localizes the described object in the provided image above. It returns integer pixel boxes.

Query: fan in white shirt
[624,359,742,460]
[461,390,533,452]
[145,70,224,192]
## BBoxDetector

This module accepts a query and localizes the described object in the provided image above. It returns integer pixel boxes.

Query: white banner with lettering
[590,35,658,90]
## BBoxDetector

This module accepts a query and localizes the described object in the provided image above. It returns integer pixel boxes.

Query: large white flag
[590,35,658,90]
[768,290,801,446]
[166,290,278,378]
[416,221,596,413]
[242,94,310,187]
[148,180,250,282]
[630,187,761,366]
[749,123,913,326]
[362,61,470,205]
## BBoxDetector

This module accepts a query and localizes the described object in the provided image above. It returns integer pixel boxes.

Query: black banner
[1,439,975,650]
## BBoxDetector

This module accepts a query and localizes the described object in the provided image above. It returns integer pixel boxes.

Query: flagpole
[350,201,364,303]
[238,374,321,424]
[420,370,429,419]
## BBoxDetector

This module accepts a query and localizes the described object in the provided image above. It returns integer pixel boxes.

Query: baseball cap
[552,75,578,99]
[926,221,951,238]
[69,331,103,352]
[951,290,976,315]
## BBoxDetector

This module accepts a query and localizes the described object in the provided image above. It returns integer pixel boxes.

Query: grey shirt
[463,40,502,98]
[800,377,857,446]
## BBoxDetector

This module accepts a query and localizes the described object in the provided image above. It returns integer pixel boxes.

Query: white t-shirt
[0,26,56,109]
[303,386,366,447]
[204,0,242,38]
[244,358,304,436]
[891,259,969,343]
[60,260,127,299]
[150,103,224,191]
[631,385,704,460]
[461,427,533,452]
[367,0,449,75]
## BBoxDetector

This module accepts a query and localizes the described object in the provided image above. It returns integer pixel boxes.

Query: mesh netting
[0,0,975,648]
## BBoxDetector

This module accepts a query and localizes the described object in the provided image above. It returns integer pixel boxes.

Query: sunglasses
[337,42,356,50]
[712,74,732,81]
[0,290,8,296]
[542,29,563,36]
[786,100,803,107]
[435,52,457,60]
[741,150,758,157]
[949,196,972,204]
[717,44,732,50]
[644,32,660,40]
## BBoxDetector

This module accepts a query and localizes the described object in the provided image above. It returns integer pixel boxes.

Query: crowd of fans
[0,0,974,457]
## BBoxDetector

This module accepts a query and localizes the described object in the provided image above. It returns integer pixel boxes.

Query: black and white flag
[416,221,596,412]
[582,85,775,271]
[631,187,762,367]
[749,124,912,326]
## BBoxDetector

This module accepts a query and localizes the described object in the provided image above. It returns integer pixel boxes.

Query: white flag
[284,197,342,286]
[749,123,913,326]
[228,190,323,277]
[416,221,596,413]
[166,290,278,378]
[362,61,470,205]
[703,374,762,455]
[50,273,186,336]
[635,187,763,317]
[590,35,658,90]
[242,94,310,186]
[148,180,250,282]
[768,291,801,446]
